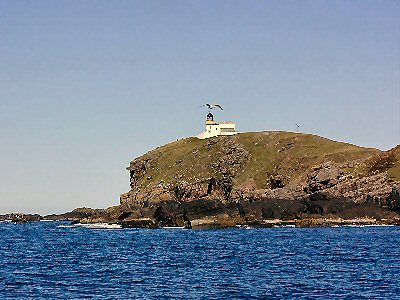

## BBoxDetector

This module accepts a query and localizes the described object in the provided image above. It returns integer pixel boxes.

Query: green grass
[232,132,377,188]
[388,146,400,181]
[128,131,389,192]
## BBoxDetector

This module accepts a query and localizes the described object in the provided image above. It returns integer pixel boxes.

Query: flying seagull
[202,103,223,110]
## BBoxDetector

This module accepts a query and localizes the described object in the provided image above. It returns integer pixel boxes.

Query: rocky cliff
[79,131,400,228]
[6,132,398,228]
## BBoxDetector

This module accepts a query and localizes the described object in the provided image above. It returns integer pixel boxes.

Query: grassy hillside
[387,145,400,181]
[129,131,382,191]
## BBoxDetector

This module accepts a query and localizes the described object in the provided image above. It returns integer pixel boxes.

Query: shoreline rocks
[0,213,42,223]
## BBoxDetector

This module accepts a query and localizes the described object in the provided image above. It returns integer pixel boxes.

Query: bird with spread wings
[201,103,223,110]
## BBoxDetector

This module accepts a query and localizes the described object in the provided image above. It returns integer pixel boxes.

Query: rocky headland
[5,131,400,228]
[0,213,42,223]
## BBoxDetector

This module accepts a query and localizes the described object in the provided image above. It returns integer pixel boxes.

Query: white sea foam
[273,224,296,228]
[77,223,122,229]
[364,224,395,227]
[161,226,186,229]
[58,223,122,229]
[343,224,396,227]
[57,225,75,228]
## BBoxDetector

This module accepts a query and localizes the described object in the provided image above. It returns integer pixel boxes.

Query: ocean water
[0,223,399,299]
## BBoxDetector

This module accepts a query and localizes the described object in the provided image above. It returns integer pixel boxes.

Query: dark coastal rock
[44,207,102,221]
[305,163,344,193]
[269,175,286,189]
[0,213,42,223]
[120,218,157,228]
[380,187,400,212]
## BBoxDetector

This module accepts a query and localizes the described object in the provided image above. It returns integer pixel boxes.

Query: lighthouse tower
[197,112,237,139]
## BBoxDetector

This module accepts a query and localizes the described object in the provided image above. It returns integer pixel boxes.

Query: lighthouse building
[197,113,237,139]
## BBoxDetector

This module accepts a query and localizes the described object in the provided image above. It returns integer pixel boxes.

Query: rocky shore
[0,213,42,223]
[4,132,400,229]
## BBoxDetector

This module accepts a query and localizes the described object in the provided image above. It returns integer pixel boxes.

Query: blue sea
[0,222,399,299]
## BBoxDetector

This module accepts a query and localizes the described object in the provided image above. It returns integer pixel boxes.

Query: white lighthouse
[197,112,237,139]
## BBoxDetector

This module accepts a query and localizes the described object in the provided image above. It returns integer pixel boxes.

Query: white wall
[198,123,237,139]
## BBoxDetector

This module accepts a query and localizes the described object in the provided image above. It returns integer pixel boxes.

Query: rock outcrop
[0,213,42,223]
[110,132,400,228]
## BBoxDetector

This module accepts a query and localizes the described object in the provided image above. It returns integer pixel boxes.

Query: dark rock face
[106,187,399,229]
[305,163,343,193]
[379,187,400,212]
[269,175,286,189]
[44,207,102,221]
[99,175,400,229]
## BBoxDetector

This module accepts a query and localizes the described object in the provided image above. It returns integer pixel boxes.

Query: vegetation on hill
[387,145,400,181]
[127,131,381,193]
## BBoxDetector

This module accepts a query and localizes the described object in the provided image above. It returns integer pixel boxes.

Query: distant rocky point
[0,213,42,223]
[4,132,400,228]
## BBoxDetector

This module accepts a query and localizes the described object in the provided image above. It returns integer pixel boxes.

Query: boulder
[306,163,343,193]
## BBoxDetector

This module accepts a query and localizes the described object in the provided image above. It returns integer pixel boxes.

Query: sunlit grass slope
[129,131,388,191]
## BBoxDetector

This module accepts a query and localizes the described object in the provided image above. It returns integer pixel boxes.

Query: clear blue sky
[0,0,399,214]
